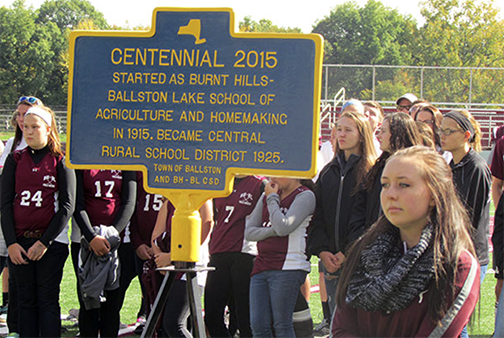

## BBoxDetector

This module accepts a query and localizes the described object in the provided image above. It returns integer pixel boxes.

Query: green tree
[312,0,418,100]
[0,0,59,104]
[36,0,108,31]
[313,0,417,65]
[239,16,301,33]
[0,0,110,105]
[35,0,109,104]
[415,0,504,105]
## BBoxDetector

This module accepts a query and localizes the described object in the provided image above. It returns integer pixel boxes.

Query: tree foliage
[0,0,58,104]
[313,0,504,105]
[312,0,419,100]
[36,0,108,31]
[312,0,418,65]
[412,0,504,104]
[0,0,109,105]
[239,16,302,33]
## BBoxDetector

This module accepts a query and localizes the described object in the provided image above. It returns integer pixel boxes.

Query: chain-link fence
[321,64,504,111]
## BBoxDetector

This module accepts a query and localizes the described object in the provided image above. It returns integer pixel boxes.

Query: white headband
[25,107,52,127]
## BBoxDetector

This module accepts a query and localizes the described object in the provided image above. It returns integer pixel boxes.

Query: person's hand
[320,251,339,273]
[154,252,171,268]
[152,241,162,255]
[136,244,153,260]
[265,181,279,197]
[8,243,28,265]
[89,235,111,256]
[334,251,346,270]
[26,240,47,261]
[154,252,172,275]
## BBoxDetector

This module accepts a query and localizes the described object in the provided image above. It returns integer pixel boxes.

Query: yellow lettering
[110,48,222,67]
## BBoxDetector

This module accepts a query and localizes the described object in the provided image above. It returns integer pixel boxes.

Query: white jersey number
[94,180,115,198]
[143,194,163,212]
[20,190,43,207]
[224,205,235,223]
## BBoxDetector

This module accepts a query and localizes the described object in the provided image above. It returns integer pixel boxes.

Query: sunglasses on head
[17,96,42,106]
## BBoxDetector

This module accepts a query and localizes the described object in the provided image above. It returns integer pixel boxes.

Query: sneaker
[134,322,145,335]
[0,304,7,315]
[313,320,330,336]
[68,308,79,320]
[134,316,146,335]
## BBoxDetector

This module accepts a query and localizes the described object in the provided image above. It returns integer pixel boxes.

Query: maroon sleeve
[331,302,361,338]
[440,251,480,338]
[415,250,480,338]
[491,137,504,180]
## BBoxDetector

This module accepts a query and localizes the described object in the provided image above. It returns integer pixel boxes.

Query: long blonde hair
[334,111,377,190]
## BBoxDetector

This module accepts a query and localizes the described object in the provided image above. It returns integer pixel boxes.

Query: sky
[0,0,432,33]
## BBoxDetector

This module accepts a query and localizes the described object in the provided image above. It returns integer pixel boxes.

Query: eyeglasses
[397,105,412,111]
[418,120,434,125]
[437,128,464,136]
[17,96,41,106]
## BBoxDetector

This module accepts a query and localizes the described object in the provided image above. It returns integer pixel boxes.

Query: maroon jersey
[492,136,504,180]
[13,149,61,237]
[82,169,123,226]
[210,176,263,255]
[252,186,312,276]
[131,171,166,249]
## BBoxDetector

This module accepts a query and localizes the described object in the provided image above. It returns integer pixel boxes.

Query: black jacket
[308,152,364,256]
[348,161,385,233]
[451,149,491,265]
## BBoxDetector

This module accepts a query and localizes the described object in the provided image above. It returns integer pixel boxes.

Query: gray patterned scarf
[346,224,435,313]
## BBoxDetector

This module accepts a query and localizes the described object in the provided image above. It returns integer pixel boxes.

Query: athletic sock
[2,292,8,307]
[293,291,313,338]
[322,301,330,323]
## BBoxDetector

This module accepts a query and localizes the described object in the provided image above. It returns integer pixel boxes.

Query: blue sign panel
[67,8,323,195]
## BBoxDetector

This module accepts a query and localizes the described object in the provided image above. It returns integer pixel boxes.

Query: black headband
[444,111,475,141]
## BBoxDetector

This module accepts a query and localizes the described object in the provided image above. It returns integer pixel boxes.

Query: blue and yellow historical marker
[67,8,323,261]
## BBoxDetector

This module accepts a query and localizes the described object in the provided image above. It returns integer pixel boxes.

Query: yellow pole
[170,207,201,262]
